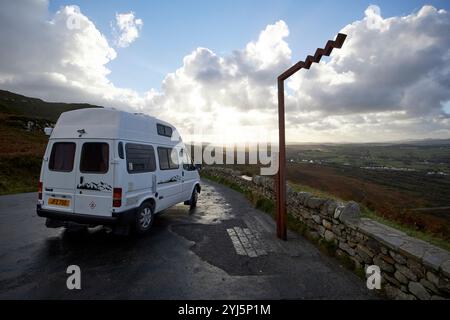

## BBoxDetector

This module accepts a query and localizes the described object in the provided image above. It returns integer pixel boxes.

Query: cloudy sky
[0,0,449,143]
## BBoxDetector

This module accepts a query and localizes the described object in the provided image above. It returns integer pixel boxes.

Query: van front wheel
[189,188,198,210]
[135,202,154,234]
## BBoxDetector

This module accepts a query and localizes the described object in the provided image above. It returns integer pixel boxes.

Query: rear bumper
[37,205,137,226]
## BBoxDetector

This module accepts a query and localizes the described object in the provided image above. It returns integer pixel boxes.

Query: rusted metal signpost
[276,33,347,240]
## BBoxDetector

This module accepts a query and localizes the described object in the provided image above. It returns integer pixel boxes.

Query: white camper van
[37,108,201,234]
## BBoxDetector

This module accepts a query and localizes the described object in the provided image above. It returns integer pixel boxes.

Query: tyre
[189,188,199,210]
[134,202,154,234]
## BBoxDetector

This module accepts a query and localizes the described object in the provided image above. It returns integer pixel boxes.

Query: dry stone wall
[202,166,450,300]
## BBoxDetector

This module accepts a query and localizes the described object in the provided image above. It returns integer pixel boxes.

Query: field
[285,142,450,174]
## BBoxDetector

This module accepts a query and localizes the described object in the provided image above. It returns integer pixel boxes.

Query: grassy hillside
[0,89,101,121]
[0,89,103,195]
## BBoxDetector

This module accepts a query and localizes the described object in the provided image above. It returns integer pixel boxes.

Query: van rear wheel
[135,202,154,234]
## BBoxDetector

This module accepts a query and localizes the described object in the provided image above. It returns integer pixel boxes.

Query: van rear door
[74,140,114,217]
[42,141,77,213]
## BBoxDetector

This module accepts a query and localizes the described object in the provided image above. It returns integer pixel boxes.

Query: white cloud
[141,21,292,143]
[0,0,141,110]
[285,5,450,141]
[244,20,291,70]
[113,12,143,48]
[0,1,449,143]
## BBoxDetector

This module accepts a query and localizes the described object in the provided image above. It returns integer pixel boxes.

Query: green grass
[254,197,275,215]
[0,156,41,195]
[201,173,249,195]
[288,180,342,201]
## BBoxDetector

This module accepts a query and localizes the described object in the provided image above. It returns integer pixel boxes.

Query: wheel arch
[138,197,156,210]
[193,182,201,194]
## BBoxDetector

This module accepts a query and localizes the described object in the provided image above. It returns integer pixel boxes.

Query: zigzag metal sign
[276,33,347,240]
[279,33,347,81]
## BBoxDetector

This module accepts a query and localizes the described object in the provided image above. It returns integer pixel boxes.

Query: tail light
[38,182,42,200]
[113,188,122,207]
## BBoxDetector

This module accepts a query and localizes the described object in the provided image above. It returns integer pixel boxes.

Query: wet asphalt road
[0,179,377,299]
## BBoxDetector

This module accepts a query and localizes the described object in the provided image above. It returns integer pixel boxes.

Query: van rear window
[49,142,76,172]
[80,143,109,174]
[126,143,156,173]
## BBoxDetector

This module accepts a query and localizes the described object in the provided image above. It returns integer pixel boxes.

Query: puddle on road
[165,183,235,225]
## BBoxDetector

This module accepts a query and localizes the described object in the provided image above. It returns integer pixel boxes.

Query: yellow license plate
[48,198,70,207]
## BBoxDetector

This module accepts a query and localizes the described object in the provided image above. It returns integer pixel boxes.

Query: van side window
[118,142,124,159]
[157,147,179,170]
[157,124,173,138]
[49,142,76,172]
[80,143,109,174]
[125,144,156,173]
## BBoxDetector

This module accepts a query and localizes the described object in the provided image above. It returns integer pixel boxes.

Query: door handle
[80,176,84,184]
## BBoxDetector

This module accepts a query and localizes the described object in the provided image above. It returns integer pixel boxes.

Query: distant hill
[0,89,103,122]
[394,139,450,146]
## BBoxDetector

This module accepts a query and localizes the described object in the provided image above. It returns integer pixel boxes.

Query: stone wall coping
[350,218,450,274]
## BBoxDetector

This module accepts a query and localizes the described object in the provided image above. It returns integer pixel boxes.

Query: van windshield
[49,142,76,172]
[80,142,109,174]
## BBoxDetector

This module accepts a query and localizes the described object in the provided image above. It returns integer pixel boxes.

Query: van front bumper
[36,205,137,226]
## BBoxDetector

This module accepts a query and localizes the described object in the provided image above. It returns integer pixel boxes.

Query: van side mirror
[44,127,53,136]
[195,164,202,171]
